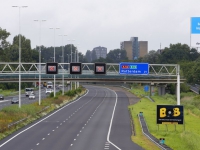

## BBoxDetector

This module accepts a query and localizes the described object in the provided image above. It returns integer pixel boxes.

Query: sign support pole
[177,64,180,105]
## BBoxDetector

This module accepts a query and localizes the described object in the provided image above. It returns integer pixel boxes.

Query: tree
[0,27,10,50]
[106,49,128,63]
[0,27,10,61]
[190,48,200,61]
[160,43,191,64]
[8,35,33,62]
[141,50,160,63]
[85,50,92,62]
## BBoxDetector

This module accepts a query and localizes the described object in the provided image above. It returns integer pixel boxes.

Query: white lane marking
[42,138,45,140]
[36,143,39,145]
[48,133,50,135]
[70,144,73,146]
[0,89,100,147]
[0,100,11,103]
[52,130,54,131]
[0,90,89,148]
[106,88,121,150]
[77,134,79,136]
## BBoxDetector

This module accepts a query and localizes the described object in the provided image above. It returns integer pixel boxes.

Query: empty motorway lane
[0,85,143,150]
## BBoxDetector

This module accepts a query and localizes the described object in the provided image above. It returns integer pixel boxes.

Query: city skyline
[1,0,199,54]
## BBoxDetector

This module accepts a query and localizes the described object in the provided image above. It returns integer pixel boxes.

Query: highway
[0,86,69,110]
[0,88,48,110]
[0,85,143,150]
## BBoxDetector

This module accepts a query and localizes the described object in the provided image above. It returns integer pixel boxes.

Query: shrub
[49,92,54,97]
[65,90,76,97]
[76,87,82,93]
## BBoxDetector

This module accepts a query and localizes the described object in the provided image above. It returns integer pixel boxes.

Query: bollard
[159,138,165,144]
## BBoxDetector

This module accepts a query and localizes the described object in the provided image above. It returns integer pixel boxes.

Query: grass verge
[0,86,86,140]
[129,85,200,150]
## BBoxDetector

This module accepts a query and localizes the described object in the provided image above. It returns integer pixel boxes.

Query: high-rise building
[92,46,107,59]
[120,41,132,60]
[130,37,139,60]
[121,37,148,60]
[139,41,148,57]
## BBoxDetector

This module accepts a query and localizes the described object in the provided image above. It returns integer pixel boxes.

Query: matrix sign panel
[70,63,82,74]
[119,63,149,75]
[157,105,184,124]
[94,63,106,74]
[46,62,58,74]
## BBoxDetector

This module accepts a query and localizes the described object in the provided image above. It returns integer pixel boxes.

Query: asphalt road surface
[0,86,68,110]
[0,85,143,150]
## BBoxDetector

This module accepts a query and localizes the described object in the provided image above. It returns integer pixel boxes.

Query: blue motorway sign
[191,17,200,34]
[119,62,149,75]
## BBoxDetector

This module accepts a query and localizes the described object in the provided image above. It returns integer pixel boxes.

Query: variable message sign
[70,63,82,74]
[94,63,106,74]
[46,62,58,74]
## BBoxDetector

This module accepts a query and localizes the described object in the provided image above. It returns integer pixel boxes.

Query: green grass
[129,86,200,150]
[0,86,86,140]
[0,89,19,96]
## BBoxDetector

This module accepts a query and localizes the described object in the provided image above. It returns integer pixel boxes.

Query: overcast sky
[1,0,199,54]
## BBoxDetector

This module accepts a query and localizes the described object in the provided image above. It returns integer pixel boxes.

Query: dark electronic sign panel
[70,63,82,74]
[46,62,58,74]
[157,105,184,124]
[94,63,106,74]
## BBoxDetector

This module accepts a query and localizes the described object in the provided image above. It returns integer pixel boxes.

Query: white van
[25,88,34,97]
[47,81,53,88]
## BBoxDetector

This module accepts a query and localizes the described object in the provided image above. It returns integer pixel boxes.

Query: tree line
[0,27,200,90]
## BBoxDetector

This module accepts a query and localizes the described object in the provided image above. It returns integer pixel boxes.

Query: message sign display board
[70,63,82,74]
[157,105,184,124]
[191,17,200,47]
[119,62,149,75]
[46,62,58,74]
[94,63,106,74]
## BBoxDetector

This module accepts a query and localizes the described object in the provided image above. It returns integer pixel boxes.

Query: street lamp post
[74,44,79,89]
[68,39,75,62]
[59,34,67,95]
[12,5,28,108]
[50,27,60,97]
[68,39,75,90]
[77,46,80,88]
[34,19,46,105]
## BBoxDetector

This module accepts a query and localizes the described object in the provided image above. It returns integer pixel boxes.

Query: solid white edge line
[138,114,167,150]
[0,89,89,148]
[105,88,121,150]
